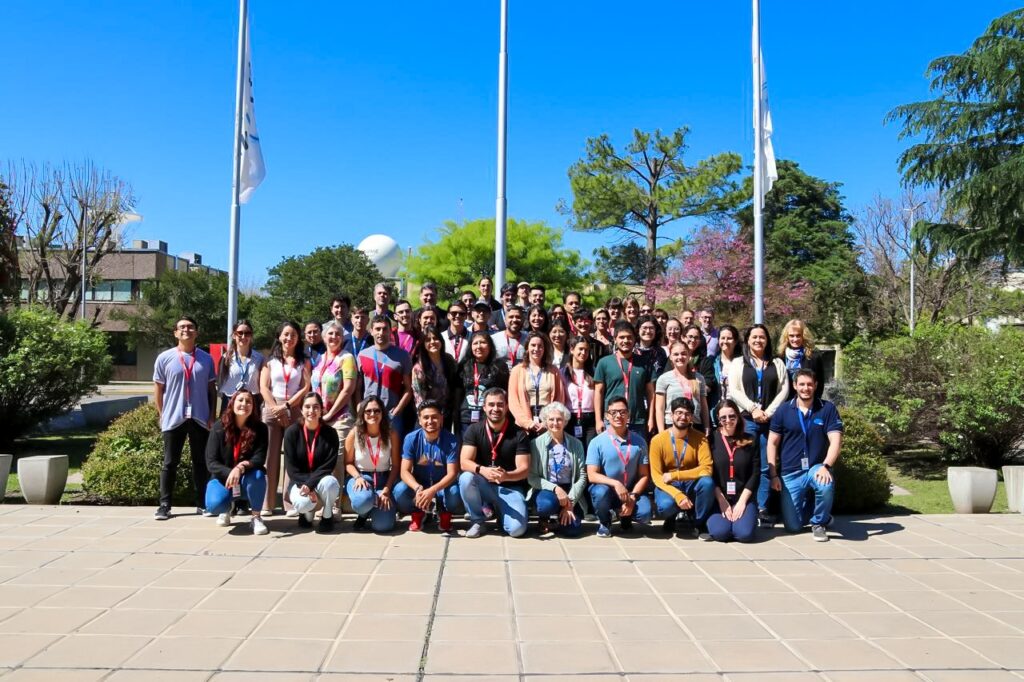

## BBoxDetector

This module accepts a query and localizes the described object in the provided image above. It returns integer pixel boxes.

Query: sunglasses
[364,407,382,415]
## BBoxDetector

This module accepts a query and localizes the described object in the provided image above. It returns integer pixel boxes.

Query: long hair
[777,319,815,358]
[413,325,456,399]
[526,304,550,334]
[563,335,594,388]
[459,331,507,393]
[667,341,694,379]
[636,314,663,347]
[681,323,708,360]
[354,395,391,444]
[269,320,306,364]
[218,319,256,385]
[520,331,552,367]
[714,398,753,447]
[743,323,773,362]
[718,324,743,360]
[220,388,260,453]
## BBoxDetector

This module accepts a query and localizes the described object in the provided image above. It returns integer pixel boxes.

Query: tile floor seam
[415,534,451,682]
[505,536,526,681]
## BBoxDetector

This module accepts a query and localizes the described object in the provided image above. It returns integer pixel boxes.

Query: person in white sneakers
[283,392,341,533]
[204,389,269,535]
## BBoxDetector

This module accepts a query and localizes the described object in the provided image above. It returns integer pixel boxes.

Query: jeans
[779,464,834,532]
[534,489,583,536]
[588,483,652,528]
[160,420,210,509]
[653,476,715,528]
[288,476,341,517]
[745,419,771,511]
[346,473,397,532]
[457,471,528,537]
[205,470,267,515]
[393,480,465,516]
[706,501,758,542]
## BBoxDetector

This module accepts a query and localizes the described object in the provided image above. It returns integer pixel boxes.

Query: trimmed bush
[82,403,194,505]
[834,408,891,513]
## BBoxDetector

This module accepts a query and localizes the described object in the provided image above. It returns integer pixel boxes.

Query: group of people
[152,276,843,542]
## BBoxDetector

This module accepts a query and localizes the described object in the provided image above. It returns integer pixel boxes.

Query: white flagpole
[227,0,248,343]
[752,0,765,324]
[494,0,509,291]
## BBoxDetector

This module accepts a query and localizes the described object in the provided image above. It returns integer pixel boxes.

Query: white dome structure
[357,234,403,278]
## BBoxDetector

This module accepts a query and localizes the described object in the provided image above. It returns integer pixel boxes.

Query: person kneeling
[283,392,341,533]
[395,400,464,532]
[706,400,759,542]
[344,397,401,532]
[587,397,652,538]
[204,389,269,535]
[458,388,530,538]
[528,402,588,536]
[649,398,714,538]
[767,369,843,542]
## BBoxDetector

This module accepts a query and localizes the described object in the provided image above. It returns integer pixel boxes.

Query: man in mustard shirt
[649,398,714,537]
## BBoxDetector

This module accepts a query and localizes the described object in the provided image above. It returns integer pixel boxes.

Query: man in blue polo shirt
[394,400,464,533]
[767,369,843,541]
[586,396,652,538]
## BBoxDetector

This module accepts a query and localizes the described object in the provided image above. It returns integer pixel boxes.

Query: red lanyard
[282,360,295,401]
[674,369,693,399]
[721,433,737,480]
[574,369,585,420]
[452,334,464,359]
[177,350,195,403]
[366,436,382,470]
[303,425,320,469]
[485,421,507,467]
[611,433,632,484]
[233,440,242,465]
[618,356,633,402]
[318,352,337,385]
[507,334,520,363]
[472,362,482,405]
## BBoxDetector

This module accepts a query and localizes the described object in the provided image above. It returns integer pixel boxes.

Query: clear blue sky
[1,1,1016,286]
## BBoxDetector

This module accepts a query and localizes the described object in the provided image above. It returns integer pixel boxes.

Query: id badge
[471,410,480,423]
[185,405,192,420]
[726,481,737,496]
[573,425,583,438]
[231,483,241,498]
[235,381,245,391]
[801,457,810,470]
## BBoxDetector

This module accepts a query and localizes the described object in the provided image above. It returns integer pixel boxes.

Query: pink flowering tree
[647,224,813,326]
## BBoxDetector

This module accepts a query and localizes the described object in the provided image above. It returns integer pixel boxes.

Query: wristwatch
[823,463,833,472]
[475,464,482,474]
[629,493,639,501]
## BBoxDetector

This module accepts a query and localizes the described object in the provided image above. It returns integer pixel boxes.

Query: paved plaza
[0,506,1022,681]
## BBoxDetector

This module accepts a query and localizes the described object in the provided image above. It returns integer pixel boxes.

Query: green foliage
[0,306,112,447]
[253,245,383,345]
[0,180,17,309]
[591,240,683,288]
[563,127,744,285]
[405,218,588,303]
[886,8,1024,265]
[833,408,891,513]
[82,403,193,505]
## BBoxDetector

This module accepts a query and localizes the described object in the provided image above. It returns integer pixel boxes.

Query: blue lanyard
[352,334,369,356]
[548,440,567,479]
[796,402,813,455]
[234,353,253,383]
[372,349,384,396]
[670,432,688,471]
[751,359,764,402]
[529,368,543,409]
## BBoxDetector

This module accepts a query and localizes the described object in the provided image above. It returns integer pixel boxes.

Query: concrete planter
[1003,465,1024,514]
[947,466,998,514]
[17,455,69,505]
[0,454,12,503]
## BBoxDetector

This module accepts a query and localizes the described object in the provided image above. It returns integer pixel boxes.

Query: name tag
[726,481,737,496]
[573,425,583,438]
[801,457,810,470]
[470,410,480,423]
[235,381,246,391]
[185,405,192,420]
[231,483,241,498]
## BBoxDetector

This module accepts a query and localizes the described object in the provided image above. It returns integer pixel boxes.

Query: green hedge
[834,408,891,514]
[82,404,195,505]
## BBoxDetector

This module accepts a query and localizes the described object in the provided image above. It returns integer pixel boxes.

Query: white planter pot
[0,454,12,503]
[1003,466,1024,514]
[17,455,69,505]
[947,466,998,514]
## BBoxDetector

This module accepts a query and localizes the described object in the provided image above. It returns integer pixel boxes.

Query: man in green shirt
[594,321,655,441]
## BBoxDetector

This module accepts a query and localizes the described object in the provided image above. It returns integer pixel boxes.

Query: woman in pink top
[561,335,597,450]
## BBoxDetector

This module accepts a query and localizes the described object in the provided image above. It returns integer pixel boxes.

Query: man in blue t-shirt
[394,400,464,533]
[586,396,652,537]
[767,369,843,541]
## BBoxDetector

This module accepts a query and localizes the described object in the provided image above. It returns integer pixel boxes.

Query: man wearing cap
[444,302,471,363]
[516,281,531,309]
[471,299,497,334]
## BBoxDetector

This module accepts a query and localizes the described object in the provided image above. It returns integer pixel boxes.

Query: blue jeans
[457,471,528,537]
[706,501,758,542]
[288,476,341,517]
[588,483,652,528]
[393,480,465,515]
[205,470,267,515]
[779,464,834,532]
[533,489,583,536]
[346,473,397,532]
[653,476,715,528]
[745,419,771,511]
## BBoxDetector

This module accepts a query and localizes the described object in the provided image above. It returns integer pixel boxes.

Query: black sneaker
[317,515,336,534]
[758,511,775,528]
[154,506,170,521]
[620,516,633,532]
[353,515,368,531]
[662,514,677,535]
[297,512,313,529]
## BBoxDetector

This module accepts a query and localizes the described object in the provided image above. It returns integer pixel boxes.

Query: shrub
[82,403,194,505]
[833,408,891,513]
[0,306,112,447]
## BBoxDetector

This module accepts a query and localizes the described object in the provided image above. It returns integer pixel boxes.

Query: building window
[87,280,135,303]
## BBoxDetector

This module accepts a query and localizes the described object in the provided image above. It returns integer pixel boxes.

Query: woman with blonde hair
[777,319,825,400]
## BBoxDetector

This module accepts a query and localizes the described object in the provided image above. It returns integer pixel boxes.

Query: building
[19,239,224,381]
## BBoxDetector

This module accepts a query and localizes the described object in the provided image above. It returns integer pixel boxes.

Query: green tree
[0,306,112,446]
[255,244,383,338]
[562,127,743,288]
[591,239,684,289]
[886,8,1024,265]
[404,218,587,303]
[737,159,869,342]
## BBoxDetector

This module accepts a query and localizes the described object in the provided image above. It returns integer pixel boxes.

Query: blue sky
[1,1,1016,285]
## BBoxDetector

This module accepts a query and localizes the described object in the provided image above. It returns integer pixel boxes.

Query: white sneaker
[285,508,300,518]
[216,513,231,527]
[251,516,268,535]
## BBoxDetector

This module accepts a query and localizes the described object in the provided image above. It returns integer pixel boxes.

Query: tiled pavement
[0,506,1022,681]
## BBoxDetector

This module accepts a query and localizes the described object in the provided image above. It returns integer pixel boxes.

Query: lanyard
[303,425,320,469]
[751,358,765,403]
[528,367,543,409]
[611,433,632,485]
[549,439,567,479]
[233,440,242,465]
[352,333,369,356]
[317,352,338,392]
[673,369,693,400]
[573,369,585,420]
[234,353,253,384]
[472,362,481,405]
[485,421,507,467]
[797,403,813,456]
[618,356,633,405]
[506,334,520,364]
[720,432,737,480]
[670,431,688,471]
[371,349,385,395]
[452,334,464,360]
[177,350,195,405]
[281,358,297,401]
[366,435,382,470]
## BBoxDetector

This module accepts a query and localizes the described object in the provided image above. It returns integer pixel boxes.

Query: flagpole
[494,0,509,291]
[752,0,765,325]
[227,0,248,343]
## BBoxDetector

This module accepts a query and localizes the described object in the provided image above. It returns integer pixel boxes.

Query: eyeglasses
[684,334,701,341]
[607,409,628,417]
[235,330,252,337]
[363,408,382,415]
[719,414,738,421]
[450,311,466,317]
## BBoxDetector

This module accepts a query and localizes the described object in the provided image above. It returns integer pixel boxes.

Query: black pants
[568,411,598,451]
[160,420,210,509]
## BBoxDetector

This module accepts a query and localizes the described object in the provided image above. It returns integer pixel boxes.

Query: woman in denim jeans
[344,397,401,532]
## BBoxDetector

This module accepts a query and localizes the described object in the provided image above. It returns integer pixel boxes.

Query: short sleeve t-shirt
[593,354,651,426]
[402,429,459,486]
[655,371,707,425]
[357,345,412,412]
[769,399,844,474]
[586,430,649,487]
[491,331,527,369]
[463,420,530,491]
[311,352,357,418]
[153,347,215,432]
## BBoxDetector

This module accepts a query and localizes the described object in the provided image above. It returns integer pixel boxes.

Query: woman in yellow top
[508,333,567,437]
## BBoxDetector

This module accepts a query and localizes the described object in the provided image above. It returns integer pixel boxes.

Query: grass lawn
[4,428,98,502]
[883,447,1012,515]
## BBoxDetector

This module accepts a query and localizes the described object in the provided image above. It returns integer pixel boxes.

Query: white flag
[239,19,265,204]
[755,48,778,202]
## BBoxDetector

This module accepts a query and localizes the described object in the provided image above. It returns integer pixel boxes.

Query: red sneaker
[409,511,424,532]
[439,512,453,532]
